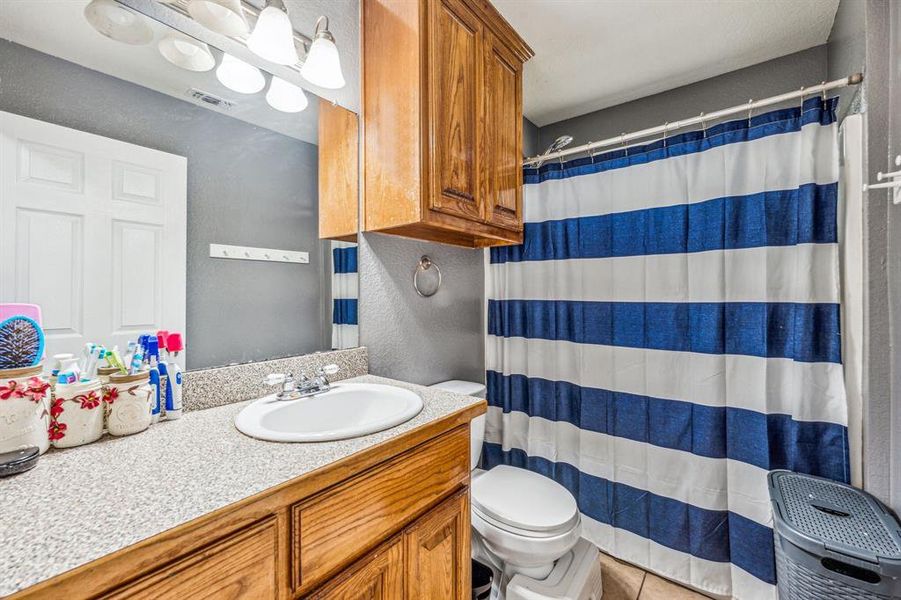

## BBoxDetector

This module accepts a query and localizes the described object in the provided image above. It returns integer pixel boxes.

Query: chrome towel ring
[413,255,442,297]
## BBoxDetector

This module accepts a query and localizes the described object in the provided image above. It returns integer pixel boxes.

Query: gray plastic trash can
[769,470,901,599]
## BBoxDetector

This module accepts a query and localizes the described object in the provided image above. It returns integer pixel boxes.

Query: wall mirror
[0,0,360,371]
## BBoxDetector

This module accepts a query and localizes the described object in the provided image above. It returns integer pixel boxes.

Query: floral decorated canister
[50,379,104,448]
[0,365,51,455]
[97,366,119,385]
[106,372,152,437]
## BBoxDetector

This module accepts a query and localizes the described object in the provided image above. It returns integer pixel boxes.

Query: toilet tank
[428,380,487,470]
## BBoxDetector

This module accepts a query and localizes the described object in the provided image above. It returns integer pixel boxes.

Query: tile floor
[599,552,712,599]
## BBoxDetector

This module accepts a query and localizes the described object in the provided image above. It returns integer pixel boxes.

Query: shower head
[546,135,574,154]
[534,135,574,167]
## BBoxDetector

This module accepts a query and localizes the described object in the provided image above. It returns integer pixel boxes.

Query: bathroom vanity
[1,376,485,599]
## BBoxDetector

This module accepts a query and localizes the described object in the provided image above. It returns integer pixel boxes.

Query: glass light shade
[187,0,249,37]
[246,5,299,65]
[84,0,153,46]
[215,53,265,94]
[266,77,308,113]
[300,36,345,89]
[158,33,216,72]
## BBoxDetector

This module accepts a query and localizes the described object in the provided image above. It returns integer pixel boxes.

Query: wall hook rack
[863,155,901,204]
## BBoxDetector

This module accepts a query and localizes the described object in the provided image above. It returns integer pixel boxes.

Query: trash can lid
[769,470,901,564]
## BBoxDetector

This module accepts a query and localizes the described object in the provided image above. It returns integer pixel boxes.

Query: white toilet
[430,381,603,600]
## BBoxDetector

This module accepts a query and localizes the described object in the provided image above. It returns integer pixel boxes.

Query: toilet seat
[472,465,580,538]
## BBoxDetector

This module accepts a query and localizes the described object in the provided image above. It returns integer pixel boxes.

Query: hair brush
[0,316,45,369]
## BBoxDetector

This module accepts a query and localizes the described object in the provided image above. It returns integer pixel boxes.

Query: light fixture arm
[313,15,334,43]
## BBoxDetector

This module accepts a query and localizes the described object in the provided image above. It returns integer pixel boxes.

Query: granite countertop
[0,375,483,596]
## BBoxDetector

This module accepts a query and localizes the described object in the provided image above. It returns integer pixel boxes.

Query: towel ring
[413,256,442,297]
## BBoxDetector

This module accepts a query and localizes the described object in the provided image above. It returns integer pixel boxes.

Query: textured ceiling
[0,0,361,143]
[491,0,840,126]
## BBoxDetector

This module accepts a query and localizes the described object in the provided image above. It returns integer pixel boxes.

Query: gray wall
[359,233,484,386]
[539,45,828,151]
[523,117,541,157]
[0,41,327,370]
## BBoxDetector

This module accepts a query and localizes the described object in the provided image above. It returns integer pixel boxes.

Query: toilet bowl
[430,381,598,598]
[472,465,582,580]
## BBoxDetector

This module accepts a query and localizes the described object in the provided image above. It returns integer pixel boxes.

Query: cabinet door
[404,489,470,599]
[319,100,359,241]
[427,0,484,222]
[483,33,523,231]
[308,537,404,600]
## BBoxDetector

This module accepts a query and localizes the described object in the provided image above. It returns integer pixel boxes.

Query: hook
[747,99,754,127]
[821,81,827,102]
[699,112,707,138]
[588,142,596,163]
[620,132,628,156]
[799,86,806,113]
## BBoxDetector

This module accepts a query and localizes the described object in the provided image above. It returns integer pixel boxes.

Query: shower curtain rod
[523,72,864,167]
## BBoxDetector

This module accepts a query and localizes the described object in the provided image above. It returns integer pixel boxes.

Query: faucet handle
[317,364,339,377]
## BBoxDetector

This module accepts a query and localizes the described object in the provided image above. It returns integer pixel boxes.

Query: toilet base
[505,538,603,600]
[474,537,603,600]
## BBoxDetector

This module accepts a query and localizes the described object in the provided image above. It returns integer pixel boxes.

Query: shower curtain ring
[799,86,806,113]
[747,99,754,127]
[699,112,707,138]
[620,132,628,156]
[821,81,827,102]
[662,122,668,148]
[588,142,596,163]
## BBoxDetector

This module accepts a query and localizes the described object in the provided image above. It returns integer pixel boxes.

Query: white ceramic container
[0,365,51,455]
[106,372,152,437]
[50,379,104,448]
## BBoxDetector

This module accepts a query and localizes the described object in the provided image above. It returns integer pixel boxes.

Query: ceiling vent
[186,88,235,110]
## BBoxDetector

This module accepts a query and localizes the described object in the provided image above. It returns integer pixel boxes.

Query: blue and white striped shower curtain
[331,241,358,349]
[485,97,848,599]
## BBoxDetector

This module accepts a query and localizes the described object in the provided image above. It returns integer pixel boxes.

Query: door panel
[0,111,186,368]
[428,0,483,222]
[308,537,403,600]
[484,34,522,231]
[404,488,470,600]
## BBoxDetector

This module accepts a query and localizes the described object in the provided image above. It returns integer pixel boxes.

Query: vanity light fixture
[84,0,153,46]
[266,77,309,113]
[187,0,249,37]
[216,53,265,94]
[158,33,216,72]
[246,0,299,66]
[299,16,346,89]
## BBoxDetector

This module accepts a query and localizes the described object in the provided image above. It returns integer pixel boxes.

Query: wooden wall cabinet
[12,419,481,600]
[362,0,533,248]
[319,100,360,242]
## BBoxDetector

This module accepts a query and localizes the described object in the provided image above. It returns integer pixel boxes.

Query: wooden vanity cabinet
[11,413,482,600]
[362,0,533,248]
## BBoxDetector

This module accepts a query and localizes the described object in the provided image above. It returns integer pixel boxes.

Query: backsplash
[182,347,369,411]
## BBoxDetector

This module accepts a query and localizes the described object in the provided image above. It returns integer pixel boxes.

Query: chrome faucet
[263,364,340,400]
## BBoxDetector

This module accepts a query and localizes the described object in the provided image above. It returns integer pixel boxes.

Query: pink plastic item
[166,332,184,354]
[157,330,169,351]
[0,303,42,325]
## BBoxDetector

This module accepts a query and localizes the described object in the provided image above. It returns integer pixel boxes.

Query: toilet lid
[471,465,579,536]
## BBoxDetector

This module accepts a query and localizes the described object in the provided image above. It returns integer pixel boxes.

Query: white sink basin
[234,383,424,442]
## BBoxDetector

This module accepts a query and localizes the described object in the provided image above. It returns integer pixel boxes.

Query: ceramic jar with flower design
[0,365,51,455]
[106,372,152,437]
[50,379,104,448]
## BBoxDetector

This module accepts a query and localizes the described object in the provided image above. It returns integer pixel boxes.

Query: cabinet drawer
[102,517,278,600]
[292,425,470,592]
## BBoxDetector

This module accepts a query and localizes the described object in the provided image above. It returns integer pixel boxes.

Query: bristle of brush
[0,318,42,370]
